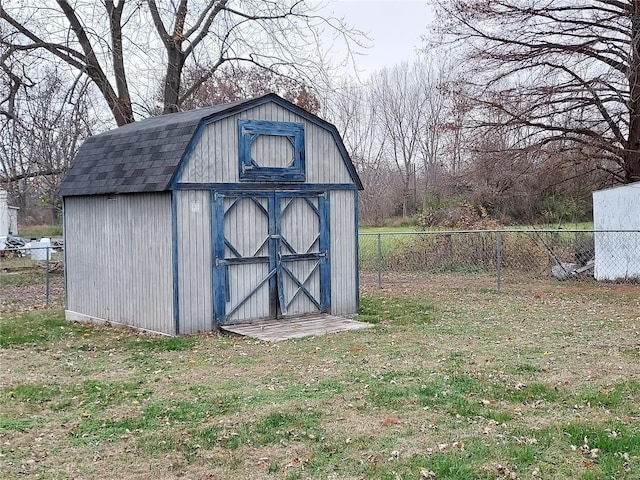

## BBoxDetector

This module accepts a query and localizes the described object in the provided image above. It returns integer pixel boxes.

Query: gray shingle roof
[58,98,247,197]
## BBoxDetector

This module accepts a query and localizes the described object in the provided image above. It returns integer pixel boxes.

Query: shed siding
[64,193,173,333]
[179,103,352,185]
[329,190,357,315]
[223,195,271,323]
[593,183,640,280]
[279,196,321,315]
[252,135,294,168]
[176,190,213,333]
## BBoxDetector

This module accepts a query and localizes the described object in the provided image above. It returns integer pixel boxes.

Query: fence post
[377,233,382,289]
[45,246,50,307]
[496,231,502,294]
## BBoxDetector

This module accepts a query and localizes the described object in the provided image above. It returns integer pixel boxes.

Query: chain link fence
[359,229,640,292]
[2,229,639,312]
[0,244,65,313]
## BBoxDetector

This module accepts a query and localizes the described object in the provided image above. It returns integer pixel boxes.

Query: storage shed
[58,94,363,335]
[592,182,640,281]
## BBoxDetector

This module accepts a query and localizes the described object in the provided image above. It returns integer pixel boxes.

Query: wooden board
[220,314,372,341]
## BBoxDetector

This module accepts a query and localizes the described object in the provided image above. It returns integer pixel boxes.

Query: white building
[0,190,19,237]
[592,182,640,281]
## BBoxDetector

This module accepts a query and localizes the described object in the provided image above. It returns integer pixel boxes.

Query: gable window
[238,119,305,181]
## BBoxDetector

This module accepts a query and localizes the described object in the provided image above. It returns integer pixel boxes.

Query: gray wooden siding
[64,193,174,334]
[178,103,352,184]
[176,190,213,333]
[281,259,320,315]
[224,196,271,322]
[279,196,320,315]
[252,134,294,168]
[330,190,358,315]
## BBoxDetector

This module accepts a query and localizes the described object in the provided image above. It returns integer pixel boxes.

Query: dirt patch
[0,277,64,314]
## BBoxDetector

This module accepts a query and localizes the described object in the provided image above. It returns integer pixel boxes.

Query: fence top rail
[0,245,56,252]
[358,229,640,236]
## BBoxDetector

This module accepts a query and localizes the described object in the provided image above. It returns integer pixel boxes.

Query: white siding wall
[176,190,213,333]
[179,103,353,185]
[593,183,640,280]
[64,193,174,334]
[330,190,358,315]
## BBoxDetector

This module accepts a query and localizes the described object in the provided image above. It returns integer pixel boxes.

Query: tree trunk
[163,45,185,114]
[627,1,640,182]
[402,174,410,218]
[106,0,131,122]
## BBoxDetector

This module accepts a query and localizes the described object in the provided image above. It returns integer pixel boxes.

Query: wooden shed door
[213,192,330,326]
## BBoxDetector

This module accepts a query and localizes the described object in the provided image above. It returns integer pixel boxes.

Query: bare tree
[415,56,457,191]
[1,24,35,210]
[370,61,433,217]
[1,1,362,126]
[323,60,463,222]
[0,60,93,221]
[438,79,475,176]
[432,0,640,183]
[322,79,396,223]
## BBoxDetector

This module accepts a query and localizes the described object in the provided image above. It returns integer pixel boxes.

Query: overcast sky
[317,0,434,77]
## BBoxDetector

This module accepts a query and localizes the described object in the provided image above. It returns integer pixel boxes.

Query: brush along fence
[358,229,640,292]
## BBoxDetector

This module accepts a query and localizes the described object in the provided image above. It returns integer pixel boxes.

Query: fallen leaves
[381,415,401,426]
[570,437,600,459]
[494,463,518,479]
[421,440,465,456]
[420,467,436,478]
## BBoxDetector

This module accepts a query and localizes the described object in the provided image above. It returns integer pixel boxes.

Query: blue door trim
[173,182,357,191]
[212,191,226,328]
[319,192,331,312]
[354,189,360,311]
[171,190,180,334]
[268,194,278,318]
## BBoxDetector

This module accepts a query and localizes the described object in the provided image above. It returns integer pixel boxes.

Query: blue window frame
[238,119,305,182]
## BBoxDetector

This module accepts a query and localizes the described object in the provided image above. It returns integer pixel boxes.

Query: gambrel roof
[58,94,362,197]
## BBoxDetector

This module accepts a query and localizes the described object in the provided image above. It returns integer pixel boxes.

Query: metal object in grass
[0,235,27,257]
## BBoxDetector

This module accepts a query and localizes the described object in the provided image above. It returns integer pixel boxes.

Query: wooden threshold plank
[221,314,372,341]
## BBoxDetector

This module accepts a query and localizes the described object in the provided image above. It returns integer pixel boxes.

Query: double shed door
[213,191,330,325]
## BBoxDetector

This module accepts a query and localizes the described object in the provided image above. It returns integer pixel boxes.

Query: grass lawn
[359,225,418,234]
[1,279,639,479]
[15,224,63,239]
